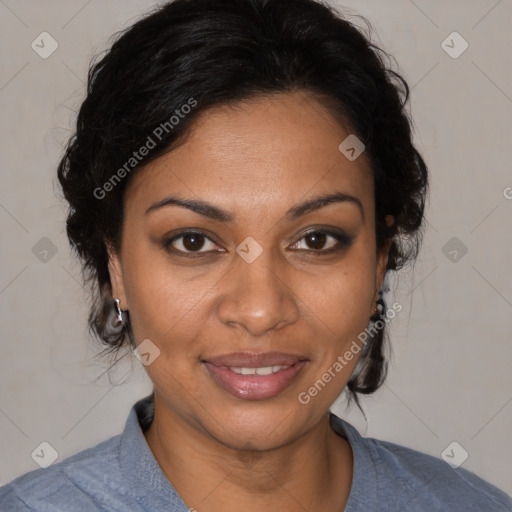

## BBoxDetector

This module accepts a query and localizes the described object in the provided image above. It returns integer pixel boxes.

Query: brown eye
[290,229,353,253]
[181,232,206,251]
[163,231,220,255]
[304,231,328,250]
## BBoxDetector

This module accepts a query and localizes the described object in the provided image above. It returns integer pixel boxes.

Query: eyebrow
[145,190,364,222]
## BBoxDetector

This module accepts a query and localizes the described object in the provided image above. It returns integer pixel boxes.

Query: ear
[374,215,394,295]
[106,242,128,310]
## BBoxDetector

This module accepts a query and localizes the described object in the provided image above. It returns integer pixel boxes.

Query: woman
[1,0,510,510]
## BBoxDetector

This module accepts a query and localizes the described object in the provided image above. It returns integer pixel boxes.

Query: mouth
[202,351,309,401]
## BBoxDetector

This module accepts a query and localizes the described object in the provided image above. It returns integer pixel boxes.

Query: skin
[108,90,393,511]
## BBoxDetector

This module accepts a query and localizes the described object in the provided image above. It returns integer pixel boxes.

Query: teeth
[255,366,273,376]
[229,365,290,375]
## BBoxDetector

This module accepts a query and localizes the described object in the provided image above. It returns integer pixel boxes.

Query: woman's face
[109,91,392,450]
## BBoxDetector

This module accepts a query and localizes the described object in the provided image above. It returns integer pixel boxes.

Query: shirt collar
[119,392,189,510]
[329,411,379,510]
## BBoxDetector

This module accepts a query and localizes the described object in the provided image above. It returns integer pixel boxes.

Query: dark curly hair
[57,0,429,412]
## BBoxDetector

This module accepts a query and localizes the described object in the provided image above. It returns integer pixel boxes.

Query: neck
[143,394,353,512]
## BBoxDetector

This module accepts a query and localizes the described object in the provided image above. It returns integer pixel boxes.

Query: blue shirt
[1,393,510,511]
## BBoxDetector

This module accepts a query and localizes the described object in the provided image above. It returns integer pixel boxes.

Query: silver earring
[370,290,385,323]
[113,298,124,327]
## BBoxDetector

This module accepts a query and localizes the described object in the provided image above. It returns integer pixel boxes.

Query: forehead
[125,91,374,218]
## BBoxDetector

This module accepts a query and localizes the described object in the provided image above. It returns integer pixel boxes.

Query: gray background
[1,0,511,495]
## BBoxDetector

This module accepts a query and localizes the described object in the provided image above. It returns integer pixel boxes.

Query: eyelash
[162,229,353,258]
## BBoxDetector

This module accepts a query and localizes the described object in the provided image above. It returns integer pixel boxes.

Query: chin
[197,400,312,451]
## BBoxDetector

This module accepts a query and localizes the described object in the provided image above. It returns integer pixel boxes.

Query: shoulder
[331,414,512,511]
[0,434,128,511]
[364,434,511,510]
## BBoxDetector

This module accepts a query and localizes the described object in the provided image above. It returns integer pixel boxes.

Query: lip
[202,351,309,401]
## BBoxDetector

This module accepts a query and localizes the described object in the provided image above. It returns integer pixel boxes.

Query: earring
[113,297,124,328]
[370,290,385,323]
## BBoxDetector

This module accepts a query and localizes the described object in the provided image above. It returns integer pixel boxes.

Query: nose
[216,246,300,337]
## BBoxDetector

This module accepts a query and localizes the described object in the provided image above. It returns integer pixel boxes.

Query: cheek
[121,250,209,353]
[303,251,376,333]
[300,263,377,397]
[297,275,375,370]
[123,262,208,399]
